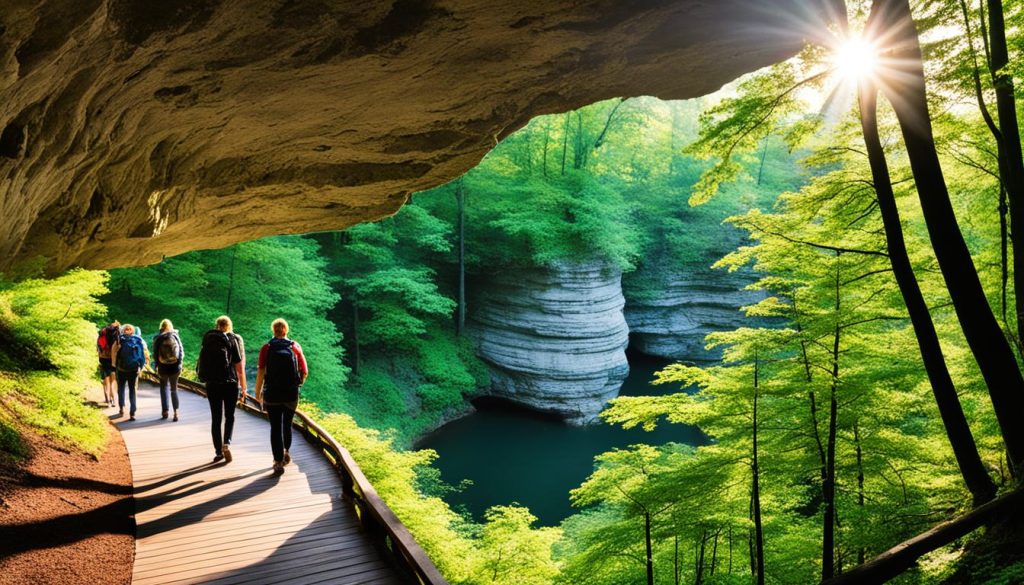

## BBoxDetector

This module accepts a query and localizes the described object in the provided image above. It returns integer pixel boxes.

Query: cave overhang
[0,0,839,272]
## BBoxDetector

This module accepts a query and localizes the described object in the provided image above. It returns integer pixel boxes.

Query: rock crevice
[625,266,765,363]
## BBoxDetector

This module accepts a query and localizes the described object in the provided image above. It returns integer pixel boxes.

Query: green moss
[0,418,28,460]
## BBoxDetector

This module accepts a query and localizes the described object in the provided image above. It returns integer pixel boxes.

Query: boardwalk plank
[117,382,402,584]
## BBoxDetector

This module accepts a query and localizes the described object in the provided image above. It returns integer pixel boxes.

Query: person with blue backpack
[153,319,185,421]
[254,318,308,474]
[111,324,149,420]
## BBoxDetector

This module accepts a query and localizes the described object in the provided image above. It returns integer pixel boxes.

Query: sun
[832,36,878,81]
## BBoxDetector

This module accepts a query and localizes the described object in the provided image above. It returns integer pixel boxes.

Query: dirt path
[0,420,133,585]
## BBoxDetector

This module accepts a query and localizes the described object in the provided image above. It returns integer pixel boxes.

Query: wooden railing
[141,370,447,585]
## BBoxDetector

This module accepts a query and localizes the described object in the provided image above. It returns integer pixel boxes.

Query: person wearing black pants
[264,403,296,469]
[207,381,239,458]
[197,316,247,463]
[255,318,308,474]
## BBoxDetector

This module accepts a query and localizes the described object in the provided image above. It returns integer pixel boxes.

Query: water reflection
[416,352,708,526]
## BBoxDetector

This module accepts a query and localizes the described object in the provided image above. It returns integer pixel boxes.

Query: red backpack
[97,326,118,359]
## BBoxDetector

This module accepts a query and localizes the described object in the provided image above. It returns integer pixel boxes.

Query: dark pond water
[416,352,708,526]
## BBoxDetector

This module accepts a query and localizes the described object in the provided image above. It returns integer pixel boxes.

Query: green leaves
[105,236,348,405]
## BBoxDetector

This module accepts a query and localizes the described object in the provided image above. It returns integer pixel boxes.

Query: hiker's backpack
[116,335,146,372]
[97,326,117,359]
[197,330,235,383]
[157,332,181,366]
[264,338,301,402]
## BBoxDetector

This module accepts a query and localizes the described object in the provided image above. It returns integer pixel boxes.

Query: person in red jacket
[254,318,308,474]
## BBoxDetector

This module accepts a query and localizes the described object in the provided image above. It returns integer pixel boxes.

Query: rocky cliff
[624,265,764,363]
[469,260,629,424]
[0,0,837,272]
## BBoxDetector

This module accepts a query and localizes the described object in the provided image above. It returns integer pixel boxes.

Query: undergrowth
[0,270,110,457]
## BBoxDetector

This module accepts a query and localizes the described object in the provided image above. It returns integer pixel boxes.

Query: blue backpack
[116,335,146,372]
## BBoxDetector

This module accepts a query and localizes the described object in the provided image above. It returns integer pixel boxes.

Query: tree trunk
[756,136,770,185]
[674,535,680,585]
[854,421,866,565]
[986,0,1024,349]
[709,528,719,576]
[957,0,1011,331]
[560,113,570,175]
[751,359,766,585]
[225,246,237,314]
[351,296,361,376]
[857,80,997,504]
[541,123,550,177]
[695,528,707,585]
[574,111,584,169]
[824,489,1024,585]
[822,257,841,581]
[869,0,1024,476]
[645,511,654,585]
[455,180,466,336]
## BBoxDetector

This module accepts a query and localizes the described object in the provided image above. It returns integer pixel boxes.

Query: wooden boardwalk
[115,381,402,585]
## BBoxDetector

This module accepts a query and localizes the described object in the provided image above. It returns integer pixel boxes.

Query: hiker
[97,320,120,407]
[254,319,307,474]
[153,319,184,421]
[197,316,246,463]
[111,324,148,420]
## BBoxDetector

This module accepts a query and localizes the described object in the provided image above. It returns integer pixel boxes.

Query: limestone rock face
[625,266,764,363]
[0,0,836,272]
[469,261,629,424]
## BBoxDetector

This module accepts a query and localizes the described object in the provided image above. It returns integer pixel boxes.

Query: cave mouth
[100,91,799,525]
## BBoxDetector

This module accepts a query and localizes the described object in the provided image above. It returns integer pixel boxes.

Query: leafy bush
[0,270,110,455]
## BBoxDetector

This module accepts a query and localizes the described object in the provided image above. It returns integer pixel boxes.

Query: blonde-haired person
[153,319,185,421]
[110,324,148,420]
[254,318,307,474]
[196,315,247,463]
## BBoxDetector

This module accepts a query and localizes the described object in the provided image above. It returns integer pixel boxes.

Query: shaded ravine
[416,352,707,525]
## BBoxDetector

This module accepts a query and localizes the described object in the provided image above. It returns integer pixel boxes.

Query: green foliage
[313,409,560,584]
[336,328,487,445]
[0,419,28,460]
[105,236,348,406]
[0,270,110,455]
[475,506,561,585]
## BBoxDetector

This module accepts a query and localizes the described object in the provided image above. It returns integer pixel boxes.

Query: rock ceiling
[0,0,838,271]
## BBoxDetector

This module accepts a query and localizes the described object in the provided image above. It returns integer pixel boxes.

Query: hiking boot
[283,450,291,466]
[172,411,179,422]
[272,461,284,475]
[161,411,168,419]
[222,445,232,463]
[213,452,224,463]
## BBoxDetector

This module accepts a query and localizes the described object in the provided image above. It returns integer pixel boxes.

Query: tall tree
[858,79,997,504]
[984,0,1024,345]
[455,178,466,336]
[867,0,1024,476]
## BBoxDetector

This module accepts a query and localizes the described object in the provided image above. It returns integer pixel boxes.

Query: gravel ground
[0,420,133,585]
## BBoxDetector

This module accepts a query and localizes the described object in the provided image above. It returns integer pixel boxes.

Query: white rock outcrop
[469,260,629,424]
[625,266,764,363]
